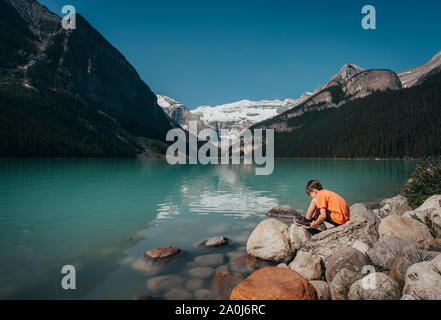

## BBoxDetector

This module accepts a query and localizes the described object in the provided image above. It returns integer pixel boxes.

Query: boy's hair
[306,180,323,195]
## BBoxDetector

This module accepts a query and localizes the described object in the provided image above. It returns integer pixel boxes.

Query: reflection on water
[0,159,416,299]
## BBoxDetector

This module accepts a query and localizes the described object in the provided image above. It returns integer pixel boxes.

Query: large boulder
[325,247,368,282]
[330,268,362,300]
[230,267,317,300]
[208,272,244,300]
[310,281,331,300]
[348,273,400,300]
[388,249,420,282]
[246,219,293,263]
[417,195,441,235]
[377,195,412,216]
[266,205,301,219]
[350,203,381,226]
[289,224,312,251]
[288,251,323,281]
[299,219,379,260]
[403,255,441,300]
[378,215,434,244]
[367,236,423,269]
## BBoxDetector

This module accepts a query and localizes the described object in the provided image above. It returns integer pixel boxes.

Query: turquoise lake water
[0,159,416,299]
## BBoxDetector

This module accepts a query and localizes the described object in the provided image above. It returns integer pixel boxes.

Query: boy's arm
[310,208,327,228]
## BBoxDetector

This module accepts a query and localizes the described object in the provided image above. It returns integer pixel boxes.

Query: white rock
[350,203,380,225]
[289,223,311,251]
[348,273,400,300]
[246,219,293,263]
[289,251,323,281]
[403,254,441,300]
[300,219,379,260]
[378,195,412,216]
[378,215,434,244]
[351,240,370,254]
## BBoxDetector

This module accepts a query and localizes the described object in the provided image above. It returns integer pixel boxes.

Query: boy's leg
[305,198,320,221]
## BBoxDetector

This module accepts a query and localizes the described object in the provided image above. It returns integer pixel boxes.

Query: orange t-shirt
[316,189,350,225]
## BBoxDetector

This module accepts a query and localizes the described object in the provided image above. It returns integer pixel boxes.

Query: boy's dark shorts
[308,210,341,235]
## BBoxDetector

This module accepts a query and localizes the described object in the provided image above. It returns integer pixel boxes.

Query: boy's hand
[309,221,318,229]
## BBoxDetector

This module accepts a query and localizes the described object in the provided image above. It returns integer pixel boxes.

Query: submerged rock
[187,267,214,279]
[229,254,271,274]
[194,289,210,300]
[230,267,317,300]
[186,279,204,291]
[208,272,244,300]
[246,219,293,263]
[147,275,184,293]
[163,288,193,300]
[202,236,229,248]
[265,206,301,219]
[195,254,225,267]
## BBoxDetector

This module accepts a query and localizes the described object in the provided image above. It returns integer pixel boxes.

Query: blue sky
[40,0,441,108]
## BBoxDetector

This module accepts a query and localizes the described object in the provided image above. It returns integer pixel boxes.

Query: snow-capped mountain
[157,93,312,140]
[190,93,312,140]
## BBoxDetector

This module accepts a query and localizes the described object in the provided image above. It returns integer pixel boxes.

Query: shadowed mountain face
[252,64,441,159]
[0,0,176,157]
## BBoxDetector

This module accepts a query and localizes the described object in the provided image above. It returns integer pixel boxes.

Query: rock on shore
[239,194,441,300]
[230,267,317,300]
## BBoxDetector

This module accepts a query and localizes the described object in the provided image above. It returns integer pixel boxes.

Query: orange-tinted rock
[145,246,181,259]
[230,267,317,300]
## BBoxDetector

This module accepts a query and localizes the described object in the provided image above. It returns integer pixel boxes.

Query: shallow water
[0,159,416,299]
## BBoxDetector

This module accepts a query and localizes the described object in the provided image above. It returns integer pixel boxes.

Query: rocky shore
[234,194,441,300]
[137,194,441,300]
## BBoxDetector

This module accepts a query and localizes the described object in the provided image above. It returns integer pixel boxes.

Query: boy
[295,180,350,229]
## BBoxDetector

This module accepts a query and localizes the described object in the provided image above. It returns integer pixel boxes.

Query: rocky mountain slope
[253,64,402,132]
[0,0,176,157]
[252,64,441,158]
[399,50,441,88]
[157,95,208,131]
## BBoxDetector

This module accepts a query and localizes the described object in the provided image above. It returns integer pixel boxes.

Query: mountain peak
[335,63,365,81]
